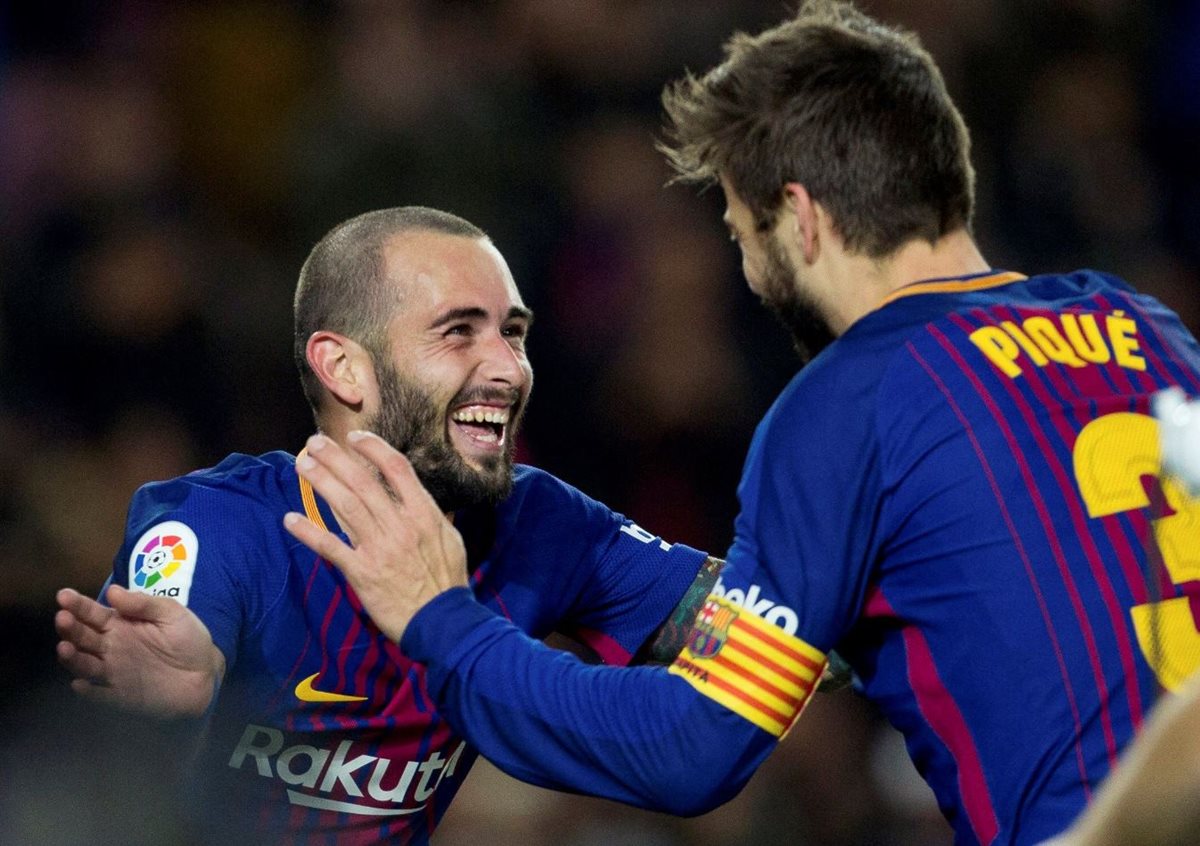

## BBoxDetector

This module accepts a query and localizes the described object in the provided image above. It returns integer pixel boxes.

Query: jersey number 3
[1074,411,1200,691]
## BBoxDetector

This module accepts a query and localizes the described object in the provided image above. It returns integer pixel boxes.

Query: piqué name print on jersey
[969,309,1146,379]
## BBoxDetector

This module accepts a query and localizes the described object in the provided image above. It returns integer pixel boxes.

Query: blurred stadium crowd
[1,1,1197,844]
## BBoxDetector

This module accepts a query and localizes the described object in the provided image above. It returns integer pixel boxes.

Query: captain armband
[668,595,826,738]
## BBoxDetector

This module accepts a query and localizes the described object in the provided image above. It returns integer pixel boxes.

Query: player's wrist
[399,586,487,655]
[175,644,225,719]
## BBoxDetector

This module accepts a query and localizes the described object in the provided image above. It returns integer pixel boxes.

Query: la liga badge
[128,520,198,605]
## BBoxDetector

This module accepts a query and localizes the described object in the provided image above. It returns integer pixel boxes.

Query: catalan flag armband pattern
[668,595,826,737]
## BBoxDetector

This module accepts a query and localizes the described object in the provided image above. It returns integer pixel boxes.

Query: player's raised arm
[288,430,811,815]
[55,584,224,718]
[404,588,780,815]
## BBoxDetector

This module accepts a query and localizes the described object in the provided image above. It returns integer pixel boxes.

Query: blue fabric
[110,457,705,843]
[404,270,1200,846]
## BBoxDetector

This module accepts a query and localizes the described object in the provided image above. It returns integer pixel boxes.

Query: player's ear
[306,330,374,410]
[781,182,819,264]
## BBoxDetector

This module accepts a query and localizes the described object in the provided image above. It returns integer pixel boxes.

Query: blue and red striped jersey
[401,269,1200,846]
[108,456,706,844]
[718,269,1200,844]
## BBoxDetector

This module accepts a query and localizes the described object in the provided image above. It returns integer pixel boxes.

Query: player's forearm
[637,555,724,665]
[403,587,773,815]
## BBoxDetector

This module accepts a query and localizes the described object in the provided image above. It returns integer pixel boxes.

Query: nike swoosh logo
[294,672,368,703]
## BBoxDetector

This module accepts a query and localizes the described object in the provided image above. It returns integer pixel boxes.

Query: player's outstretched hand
[285,431,468,643]
[55,584,224,717]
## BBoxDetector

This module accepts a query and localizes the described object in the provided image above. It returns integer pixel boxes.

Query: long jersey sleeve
[405,270,1200,846]
[403,587,782,815]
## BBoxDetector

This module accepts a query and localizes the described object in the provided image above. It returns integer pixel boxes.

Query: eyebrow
[428,305,535,330]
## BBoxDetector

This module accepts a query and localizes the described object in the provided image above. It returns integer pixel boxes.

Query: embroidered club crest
[686,599,737,659]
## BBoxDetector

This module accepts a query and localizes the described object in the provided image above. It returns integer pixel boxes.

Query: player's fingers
[56,587,115,630]
[312,432,415,529]
[283,512,358,571]
[346,430,449,532]
[58,642,107,682]
[350,432,467,589]
[345,430,437,515]
[297,435,384,540]
[305,433,383,497]
[70,678,118,702]
[105,583,177,622]
[54,609,108,655]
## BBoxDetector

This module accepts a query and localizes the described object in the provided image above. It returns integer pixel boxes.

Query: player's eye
[502,323,528,340]
[445,324,472,337]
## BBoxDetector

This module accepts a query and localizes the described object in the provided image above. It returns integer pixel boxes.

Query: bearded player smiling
[55,206,724,844]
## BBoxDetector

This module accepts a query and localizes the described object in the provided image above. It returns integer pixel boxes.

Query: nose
[477,331,528,387]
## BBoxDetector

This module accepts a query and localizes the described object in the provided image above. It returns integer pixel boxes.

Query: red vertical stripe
[268,551,324,721]
[330,613,365,731]
[928,324,1121,766]
[307,581,346,733]
[869,583,1001,845]
[905,626,1000,845]
[907,340,1095,796]
[995,306,1154,610]
[953,309,1148,732]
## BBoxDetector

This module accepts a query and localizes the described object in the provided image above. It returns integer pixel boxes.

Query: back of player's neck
[827,230,989,333]
[883,229,989,292]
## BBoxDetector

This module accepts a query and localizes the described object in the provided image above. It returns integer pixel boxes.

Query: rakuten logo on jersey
[709,577,799,635]
[229,724,465,816]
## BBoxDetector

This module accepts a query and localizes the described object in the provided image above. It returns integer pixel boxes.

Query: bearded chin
[366,360,518,512]
[764,292,836,365]
[403,437,515,513]
[760,238,836,365]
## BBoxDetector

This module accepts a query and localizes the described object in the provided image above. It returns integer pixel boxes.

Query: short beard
[759,235,836,365]
[365,356,521,512]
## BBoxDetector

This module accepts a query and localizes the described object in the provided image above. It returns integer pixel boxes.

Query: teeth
[451,407,510,425]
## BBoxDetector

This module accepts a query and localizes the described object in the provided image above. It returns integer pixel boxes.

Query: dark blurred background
[0,1,1197,844]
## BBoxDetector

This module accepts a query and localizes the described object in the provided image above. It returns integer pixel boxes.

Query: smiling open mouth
[449,405,509,447]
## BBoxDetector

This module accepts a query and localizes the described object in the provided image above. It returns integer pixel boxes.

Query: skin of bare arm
[1042,670,1200,846]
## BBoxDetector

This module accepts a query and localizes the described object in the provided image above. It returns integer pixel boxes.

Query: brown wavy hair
[660,0,975,258]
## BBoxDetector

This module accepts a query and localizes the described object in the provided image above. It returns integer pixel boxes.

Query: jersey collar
[293,449,457,540]
[876,270,1028,310]
[296,449,333,533]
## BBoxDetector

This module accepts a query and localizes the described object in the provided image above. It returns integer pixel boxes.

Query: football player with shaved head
[55,206,724,844]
